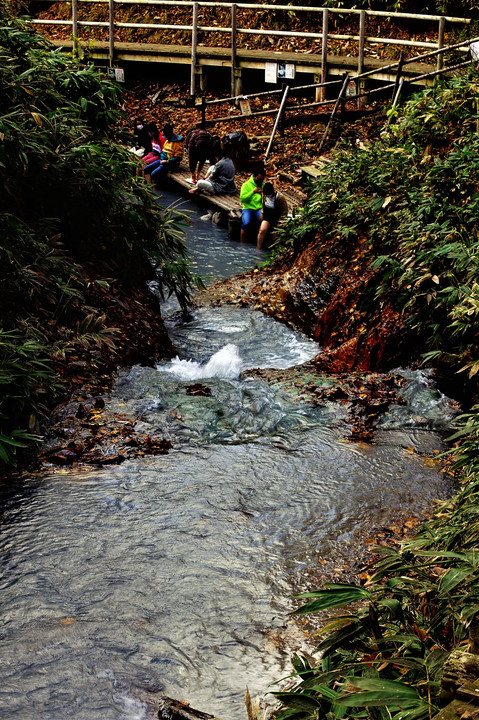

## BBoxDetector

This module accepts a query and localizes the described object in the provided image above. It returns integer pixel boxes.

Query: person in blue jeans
[144,124,184,184]
[239,167,265,243]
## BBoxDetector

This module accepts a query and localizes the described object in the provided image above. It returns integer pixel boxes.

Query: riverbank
[3,19,476,717]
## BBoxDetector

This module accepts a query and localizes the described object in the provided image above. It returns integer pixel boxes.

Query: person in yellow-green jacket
[239,166,265,243]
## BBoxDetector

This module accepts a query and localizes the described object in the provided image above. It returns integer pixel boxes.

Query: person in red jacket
[144,124,184,184]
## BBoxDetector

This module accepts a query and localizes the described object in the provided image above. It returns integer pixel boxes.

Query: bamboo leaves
[335,678,423,708]
[292,585,372,615]
[0,8,196,464]
[273,470,479,720]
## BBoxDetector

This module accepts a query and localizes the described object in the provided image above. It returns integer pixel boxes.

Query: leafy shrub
[0,8,196,465]
[270,70,479,720]
[274,72,479,382]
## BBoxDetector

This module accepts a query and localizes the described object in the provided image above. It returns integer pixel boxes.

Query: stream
[0,192,456,720]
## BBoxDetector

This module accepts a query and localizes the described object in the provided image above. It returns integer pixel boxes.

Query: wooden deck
[167,160,305,214]
[164,159,306,239]
[168,166,242,214]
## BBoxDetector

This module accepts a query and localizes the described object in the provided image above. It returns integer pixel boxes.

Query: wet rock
[158,696,221,720]
[145,437,172,454]
[97,453,127,465]
[48,449,78,465]
[76,403,87,419]
[185,383,213,397]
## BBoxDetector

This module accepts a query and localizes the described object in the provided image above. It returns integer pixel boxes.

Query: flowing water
[0,193,456,720]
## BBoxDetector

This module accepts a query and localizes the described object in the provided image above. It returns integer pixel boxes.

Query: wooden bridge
[32,1,475,98]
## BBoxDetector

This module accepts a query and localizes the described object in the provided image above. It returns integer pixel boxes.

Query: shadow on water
[0,194,456,720]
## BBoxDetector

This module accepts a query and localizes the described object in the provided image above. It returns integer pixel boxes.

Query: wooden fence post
[318,7,328,102]
[437,16,445,72]
[392,52,404,99]
[357,9,366,108]
[231,3,237,97]
[318,72,349,153]
[190,2,199,97]
[386,76,404,127]
[108,0,115,66]
[72,0,78,58]
[280,81,287,137]
[265,84,289,160]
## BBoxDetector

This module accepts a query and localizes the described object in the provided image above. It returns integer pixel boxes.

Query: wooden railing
[31,1,472,95]
[194,35,478,135]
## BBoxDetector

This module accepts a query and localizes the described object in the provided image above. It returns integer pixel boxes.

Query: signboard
[108,67,125,82]
[346,80,356,97]
[239,98,252,115]
[278,62,295,79]
[265,62,277,84]
[265,62,295,83]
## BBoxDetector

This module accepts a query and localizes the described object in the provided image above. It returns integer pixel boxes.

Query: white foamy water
[158,343,242,380]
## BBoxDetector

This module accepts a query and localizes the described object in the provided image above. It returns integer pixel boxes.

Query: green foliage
[309,0,479,16]
[0,8,196,465]
[0,330,53,465]
[271,69,479,720]
[273,485,479,720]
[273,72,479,382]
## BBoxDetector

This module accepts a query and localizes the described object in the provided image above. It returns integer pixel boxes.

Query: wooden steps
[300,157,332,185]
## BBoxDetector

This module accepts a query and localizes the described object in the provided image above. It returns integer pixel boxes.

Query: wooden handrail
[32,0,472,23]
[30,0,472,45]
[31,17,468,52]
[31,0,475,111]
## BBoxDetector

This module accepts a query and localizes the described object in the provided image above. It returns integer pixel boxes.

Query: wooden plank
[301,165,325,183]
[190,2,198,96]
[167,169,241,213]
[167,163,303,217]
[49,39,435,82]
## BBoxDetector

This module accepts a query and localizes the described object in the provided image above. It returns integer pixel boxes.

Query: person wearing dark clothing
[186,129,220,183]
[135,120,151,153]
[130,119,151,158]
[223,131,250,171]
[189,154,236,196]
[257,182,289,249]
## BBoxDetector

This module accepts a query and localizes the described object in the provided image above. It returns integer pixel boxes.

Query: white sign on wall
[265,62,296,83]
[108,67,125,82]
[278,62,295,79]
[470,41,479,61]
[265,62,277,83]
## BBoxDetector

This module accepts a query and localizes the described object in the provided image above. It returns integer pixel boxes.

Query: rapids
[0,192,455,720]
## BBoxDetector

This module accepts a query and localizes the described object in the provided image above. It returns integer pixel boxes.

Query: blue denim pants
[241,208,262,229]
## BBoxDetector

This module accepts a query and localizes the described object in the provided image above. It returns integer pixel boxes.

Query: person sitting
[186,128,221,184]
[141,122,166,167]
[239,167,265,243]
[257,182,289,250]
[143,124,184,184]
[129,118,151,158]
[189,146,236,196]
